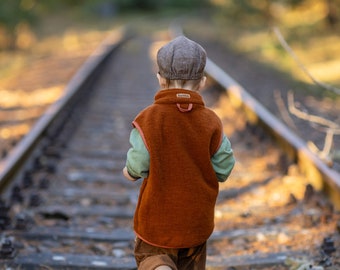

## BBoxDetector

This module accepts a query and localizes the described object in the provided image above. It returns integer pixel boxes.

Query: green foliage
[0,0,37,30]
[83,0,209,12]
[0,0,209,46]
[1,0,337,50]
[0,0,38,49]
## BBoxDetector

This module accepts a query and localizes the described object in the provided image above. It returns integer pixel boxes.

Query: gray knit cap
[157,36,206,80]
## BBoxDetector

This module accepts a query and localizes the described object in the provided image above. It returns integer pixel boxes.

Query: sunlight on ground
[308,59,340,82]
[0,123,31,140]
[0,23,112,143]
[237,29,340,85]
[0,86,64,140]
[292,35,340,84]
[279,1,328,28]
[0,86,63,108]
[207,1,340,87]
[0,29,110,88]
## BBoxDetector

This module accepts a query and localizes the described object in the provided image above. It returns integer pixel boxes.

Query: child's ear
[157,73,167,88]
[199,76,207,90]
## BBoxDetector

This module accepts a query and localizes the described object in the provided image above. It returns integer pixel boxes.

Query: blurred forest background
[0,0,339,92]
[1,0,339,47]
[0,0,339,159]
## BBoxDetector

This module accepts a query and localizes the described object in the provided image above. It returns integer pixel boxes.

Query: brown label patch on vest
[176,93,191,98]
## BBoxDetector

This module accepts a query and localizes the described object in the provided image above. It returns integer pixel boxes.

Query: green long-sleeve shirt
[126,127,234,182]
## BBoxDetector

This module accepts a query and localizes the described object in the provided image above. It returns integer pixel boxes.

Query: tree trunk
[326,0,338,28]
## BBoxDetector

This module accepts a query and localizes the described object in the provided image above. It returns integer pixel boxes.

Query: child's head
[156,36,207,91]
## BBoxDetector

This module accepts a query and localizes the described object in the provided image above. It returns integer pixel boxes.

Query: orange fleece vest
[132,88,223,248]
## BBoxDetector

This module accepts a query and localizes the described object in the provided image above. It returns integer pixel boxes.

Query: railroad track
[0,25,339,269]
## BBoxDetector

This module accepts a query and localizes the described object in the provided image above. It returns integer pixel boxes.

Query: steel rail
[169,24,340,209]
[204,59,340,209]
[0,26,130,192]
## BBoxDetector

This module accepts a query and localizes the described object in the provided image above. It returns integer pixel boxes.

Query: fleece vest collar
[154,89,204,112]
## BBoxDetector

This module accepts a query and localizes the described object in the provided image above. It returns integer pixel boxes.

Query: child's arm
[211,134,235,182]
[123,128,150,181]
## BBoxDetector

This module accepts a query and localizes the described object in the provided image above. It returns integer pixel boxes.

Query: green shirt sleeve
[211,134,235,182]
[126,128,150,179]
[126,129,233,182]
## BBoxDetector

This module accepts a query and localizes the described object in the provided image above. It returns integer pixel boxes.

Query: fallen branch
[287,91,340,131]
[287,91,340,164]
[273,89,298,133]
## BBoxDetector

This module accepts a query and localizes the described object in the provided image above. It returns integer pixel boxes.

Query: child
[123,36,235,270]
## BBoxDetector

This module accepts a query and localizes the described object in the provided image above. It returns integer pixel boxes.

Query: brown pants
[134,237,207,270]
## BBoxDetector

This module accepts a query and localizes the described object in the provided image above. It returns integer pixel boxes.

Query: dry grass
[0,14,118,142]
[196,1,340,89]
